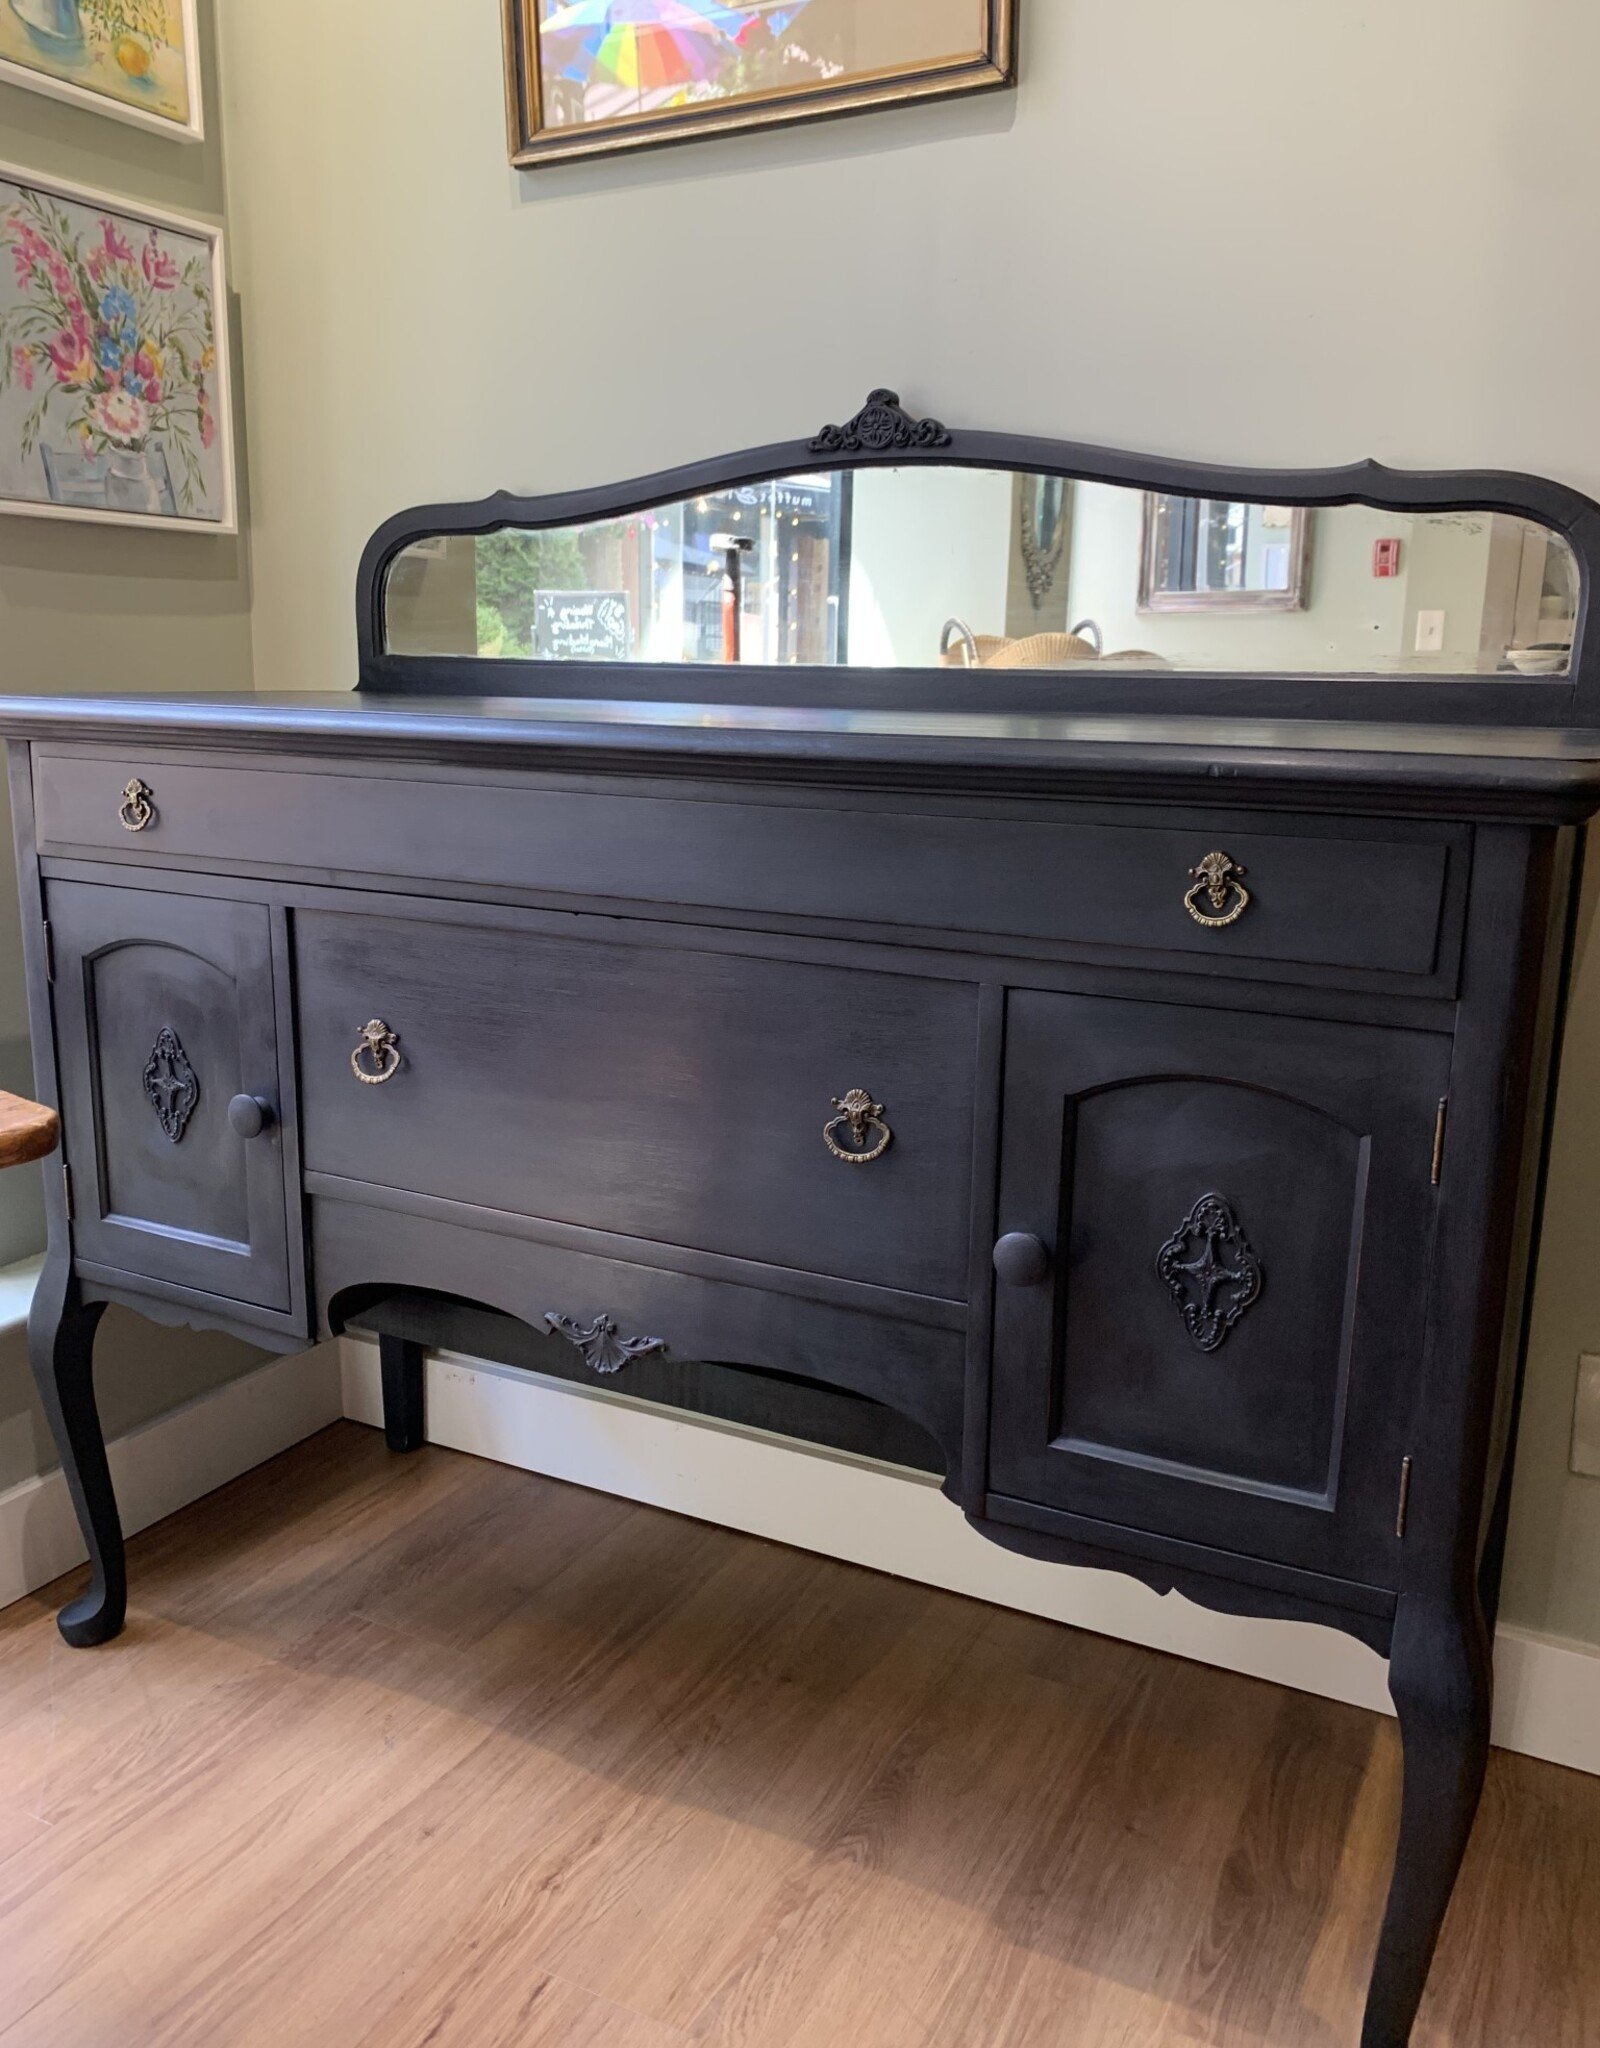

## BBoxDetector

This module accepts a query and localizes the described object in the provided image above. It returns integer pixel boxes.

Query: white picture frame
[0,0,204,146]
[0,159,235,534]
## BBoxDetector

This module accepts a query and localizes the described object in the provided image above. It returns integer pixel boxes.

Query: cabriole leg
[1360,1592,1492,2048]
[380,1334,426,1453]
[28,1259,119,1647]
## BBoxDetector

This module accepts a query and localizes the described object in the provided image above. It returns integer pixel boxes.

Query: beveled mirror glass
[383,467,1580,678]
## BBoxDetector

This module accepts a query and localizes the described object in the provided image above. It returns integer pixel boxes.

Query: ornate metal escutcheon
[1156,1192,1264,1352]
[119,778,156,833]
[545,1313,666,1377]
[824,1088,893,1165]
[143,1026,199,1144]
[1184,850,1251,929]
[351,1019,402,1085]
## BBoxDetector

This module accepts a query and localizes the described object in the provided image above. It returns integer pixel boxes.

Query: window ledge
[0,1255,44,1340]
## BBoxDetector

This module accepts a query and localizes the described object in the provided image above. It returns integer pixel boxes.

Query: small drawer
[35,750,1462,990]
[296,910,979,1303]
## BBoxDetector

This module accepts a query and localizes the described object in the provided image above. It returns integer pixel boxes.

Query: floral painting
[507,0,1016,167]
[0,168,232,529]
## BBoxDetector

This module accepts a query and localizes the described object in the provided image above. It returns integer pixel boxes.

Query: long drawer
[295,910,979,1302]
[35,750,1463,986]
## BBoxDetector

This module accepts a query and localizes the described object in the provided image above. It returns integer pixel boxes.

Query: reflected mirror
[384,467,1580,678]
[1140,496,1309,612]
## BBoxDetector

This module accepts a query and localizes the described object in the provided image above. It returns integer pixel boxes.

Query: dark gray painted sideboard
[7,400,1600,2047]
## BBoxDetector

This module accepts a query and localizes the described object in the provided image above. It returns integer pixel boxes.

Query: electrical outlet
[1571,1354,1600,1477]
[1415,609,1447,654]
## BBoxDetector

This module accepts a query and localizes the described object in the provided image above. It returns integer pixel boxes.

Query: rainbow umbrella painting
[541,0,749,105]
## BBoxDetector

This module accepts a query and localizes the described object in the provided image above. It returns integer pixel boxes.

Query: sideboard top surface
[4,690,1600,821]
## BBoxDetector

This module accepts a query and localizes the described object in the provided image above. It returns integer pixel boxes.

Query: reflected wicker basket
[938,629,1170,671]
[981,632,1102,669]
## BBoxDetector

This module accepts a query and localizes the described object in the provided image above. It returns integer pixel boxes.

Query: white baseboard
[342,1336,1600,1779]
[0,1343,343,1614]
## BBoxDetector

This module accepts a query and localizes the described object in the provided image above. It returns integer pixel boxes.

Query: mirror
[383,467,1580,678]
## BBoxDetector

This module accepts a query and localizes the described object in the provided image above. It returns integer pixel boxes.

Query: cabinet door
[988,991,1450,1585]
[49,882,297,1315]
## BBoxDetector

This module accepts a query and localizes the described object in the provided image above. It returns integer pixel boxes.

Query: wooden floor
[0,1425,1596,2048]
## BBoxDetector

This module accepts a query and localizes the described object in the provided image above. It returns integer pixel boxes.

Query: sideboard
[7,395,1600,2047]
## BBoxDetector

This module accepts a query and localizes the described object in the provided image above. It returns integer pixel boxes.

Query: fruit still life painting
[0,0,199,140]
[0,171,232,528]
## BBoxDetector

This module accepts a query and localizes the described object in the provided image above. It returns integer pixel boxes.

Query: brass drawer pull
[119,778,156,832]
[1184,850,1250,929]
[825,1089,892,1165]
[351,1019,402,1085]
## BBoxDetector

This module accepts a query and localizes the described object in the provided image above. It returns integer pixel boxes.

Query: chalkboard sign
[533,591,632,661]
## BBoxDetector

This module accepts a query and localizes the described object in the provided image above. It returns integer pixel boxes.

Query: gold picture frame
[504,0,1018,170]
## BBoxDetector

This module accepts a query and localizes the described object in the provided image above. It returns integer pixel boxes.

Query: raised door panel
[295,911,978,1301]
[987,992,1451,1585]
[48,882,297,1314]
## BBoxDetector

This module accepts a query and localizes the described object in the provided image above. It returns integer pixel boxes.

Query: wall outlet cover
[1571,1354,1600,1477]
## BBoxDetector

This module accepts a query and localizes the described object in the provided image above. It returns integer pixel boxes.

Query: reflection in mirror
[383,467,1580,679]
[1141,496,1309,612]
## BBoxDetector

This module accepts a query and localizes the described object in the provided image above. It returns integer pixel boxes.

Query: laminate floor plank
[0,1616,528,2040]
[913,1646,1300,2048]
[0,1495,759,2045]
[0,1606,278,1832]
[0,1423,1593,2048]
[1409,1748,1600,2048]
[358,1965,693,2048]
[339,1561,982,2048]
[684,1613,1152,2048]
[11,1509,837,2046]
[1161,1689,1380,2046]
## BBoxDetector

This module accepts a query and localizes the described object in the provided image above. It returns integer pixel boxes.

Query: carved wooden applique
[545,1313,666,1377]
[143,1026,199,1144]
[1156,1193,1263,1352]
[809,389,952,456]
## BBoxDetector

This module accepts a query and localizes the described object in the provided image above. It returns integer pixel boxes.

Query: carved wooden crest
[809,389,952,456]
[1156,1193,1263,1352]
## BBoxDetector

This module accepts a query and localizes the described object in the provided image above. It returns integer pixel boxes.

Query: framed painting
[0,0,203,143]
[0,163,235,533]
[504,0,1018,168]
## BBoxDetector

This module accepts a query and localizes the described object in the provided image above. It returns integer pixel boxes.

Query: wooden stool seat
[0,1090,59,1171]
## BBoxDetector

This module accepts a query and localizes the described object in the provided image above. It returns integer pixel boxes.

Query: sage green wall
[217,0,1600,1642]
[0,0,264,1493]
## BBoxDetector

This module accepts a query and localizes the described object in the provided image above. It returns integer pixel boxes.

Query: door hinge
[42,919,54,984]
[1396,1455,1414,1540]
[61,1161,74,1221]
[1431,1098,1448,1187]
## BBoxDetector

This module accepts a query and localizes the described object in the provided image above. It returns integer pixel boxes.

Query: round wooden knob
[228,1094,274,1139]
[993,1232,1051,1287]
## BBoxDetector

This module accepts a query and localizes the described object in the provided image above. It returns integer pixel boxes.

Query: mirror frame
[356,388,1600,729]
